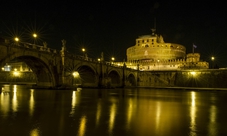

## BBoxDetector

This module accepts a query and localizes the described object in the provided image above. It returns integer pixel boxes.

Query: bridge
[0,39,138,88]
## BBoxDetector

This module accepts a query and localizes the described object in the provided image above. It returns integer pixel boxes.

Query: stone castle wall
[136,69,227,88]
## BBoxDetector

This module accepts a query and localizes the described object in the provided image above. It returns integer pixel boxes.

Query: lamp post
[33,33,37,45]
[211,56,215,69]
[14,37,19,42]
[111,57,115,65]
[14,37,19,46]
[82,48,86,59]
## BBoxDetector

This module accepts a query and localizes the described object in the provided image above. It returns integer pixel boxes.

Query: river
[1,84,227,136]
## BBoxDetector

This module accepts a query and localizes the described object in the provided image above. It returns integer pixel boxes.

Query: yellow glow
[73,71,79,77]
[78,116,87,136]
[190,71,196,76]
[12,85,18,112]
[29,89,35,116]
[109,103,116,133]
[126,99,133,129]
[82,48,85,52]
[33,33,37,38]
[1,67,4,71]
[98,58,100,61]
[96,101,101,126]
[30,128,40,136]
[13,71,20,76]
[211,56,215,61]
[209,105,217,135]
[70,91,77,116]
[190,92,196,136]
[111,57,115,61]
[14,37,19,42]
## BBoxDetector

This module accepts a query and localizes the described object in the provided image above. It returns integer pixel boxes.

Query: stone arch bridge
[0,39,138,88]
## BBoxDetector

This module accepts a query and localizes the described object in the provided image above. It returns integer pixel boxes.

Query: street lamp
[72,71,79,78]
[82,48,86,59]
[111,57,115,61]
[211,56,215,69]
[72,71,79,86]
[111,57,115,64]
[33,33,37,45]
[14,37,19,42]
[82,48,85,53]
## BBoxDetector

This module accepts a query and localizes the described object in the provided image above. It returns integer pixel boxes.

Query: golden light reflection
[77,116,87,136]
[109,103,117,133]
[155,102,161,130]
[29,89,35,116]
[208,105,217,135]
[0,87,10,116]
[190,92,197,136]
[70,91,77,116]
[96,100,101,126]
[12,85,18,112]
[126,99,133,129]
[30,128,40,136]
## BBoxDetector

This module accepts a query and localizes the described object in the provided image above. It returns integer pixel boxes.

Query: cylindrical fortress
[127,34,186,62]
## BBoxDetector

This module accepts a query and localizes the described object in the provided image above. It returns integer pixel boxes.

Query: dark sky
[1,1,227,67]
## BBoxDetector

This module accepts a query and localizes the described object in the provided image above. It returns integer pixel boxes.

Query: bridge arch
[1,55,56,87]
[108,70,121,87]
[73,65,97,87]
[127,73,136,86]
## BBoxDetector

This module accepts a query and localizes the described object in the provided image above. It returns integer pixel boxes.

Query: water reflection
[12,85,18,112]
[30,128,40,136]
[126,98,133,130]
[208,104,217,135]
[155,102,161,130]
[0,86,227,136]
[96,100,101,126]
[190,91,197,136]
[29,89,35,116]
[78,116,87,136]
[0,87,10,117]
[109,100,117,134]
[70,91,77,116]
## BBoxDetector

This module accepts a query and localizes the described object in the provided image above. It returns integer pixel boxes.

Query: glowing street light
[211,56,215,61]
[111,57,115,61]
[33,33,37,38]
[14,37,19,42]
[72,71,79,77]
[33,33,37,45]
[82,48,85,53]
[211,56,215,69]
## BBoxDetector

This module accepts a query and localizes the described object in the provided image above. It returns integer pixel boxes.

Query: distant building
[2,62,31,72]
[114,29,209,70]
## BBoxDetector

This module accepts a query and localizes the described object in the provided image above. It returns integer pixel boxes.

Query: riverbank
[135,86,227,91]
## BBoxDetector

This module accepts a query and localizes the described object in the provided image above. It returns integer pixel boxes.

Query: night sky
[1,1,227,67]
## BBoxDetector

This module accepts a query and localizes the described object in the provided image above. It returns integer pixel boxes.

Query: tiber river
[0,84,227,136]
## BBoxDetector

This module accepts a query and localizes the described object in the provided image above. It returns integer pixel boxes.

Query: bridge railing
[16,42,58,54]
[3,39,59,54]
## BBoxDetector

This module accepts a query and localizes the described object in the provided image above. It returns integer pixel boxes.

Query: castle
[114,29,209,70]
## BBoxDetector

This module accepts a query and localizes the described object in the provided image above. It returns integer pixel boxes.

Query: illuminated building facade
[115,29,209,70]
